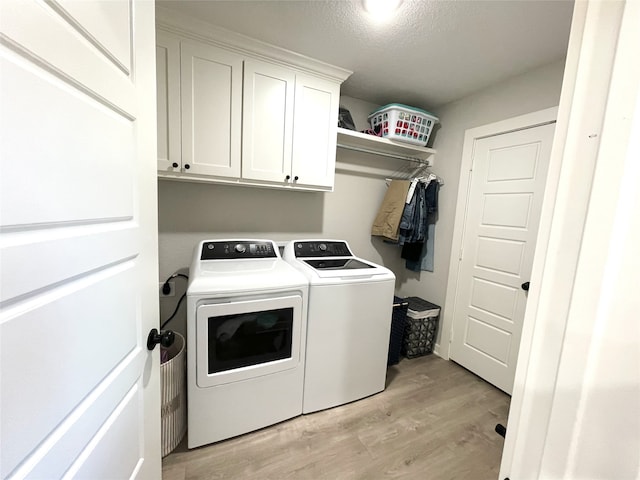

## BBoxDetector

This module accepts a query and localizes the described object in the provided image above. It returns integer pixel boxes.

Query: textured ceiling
[157,0,574,110]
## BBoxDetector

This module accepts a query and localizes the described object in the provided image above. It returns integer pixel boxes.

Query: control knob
[235,244,246,254]
[319,243,327,251]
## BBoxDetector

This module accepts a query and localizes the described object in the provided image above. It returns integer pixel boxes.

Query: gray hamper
[402,297,440,358]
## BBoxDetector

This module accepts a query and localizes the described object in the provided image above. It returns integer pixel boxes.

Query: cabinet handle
[285,175,291,181]
[294,175,299,181]
[184,164,190,170]
[172,162,179,168]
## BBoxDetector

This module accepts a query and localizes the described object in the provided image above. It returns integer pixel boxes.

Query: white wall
[157,62,566,344]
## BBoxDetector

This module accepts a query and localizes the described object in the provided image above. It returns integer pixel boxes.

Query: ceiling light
[363,0,402,23]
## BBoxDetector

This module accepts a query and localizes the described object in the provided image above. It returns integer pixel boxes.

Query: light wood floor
[162,355,510,480]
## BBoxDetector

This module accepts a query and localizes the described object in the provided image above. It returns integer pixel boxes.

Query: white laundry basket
[368,103,439,146]
[161,332,186,457]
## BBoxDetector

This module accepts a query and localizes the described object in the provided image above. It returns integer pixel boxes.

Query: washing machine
[282,240,395,413]
[186,239,308,448]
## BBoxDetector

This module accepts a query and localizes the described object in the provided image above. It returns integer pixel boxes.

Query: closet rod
[336,143,432,166]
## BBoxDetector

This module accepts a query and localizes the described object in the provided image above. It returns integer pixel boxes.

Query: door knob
[521,282,530,291]
[172,162,179,168]
[147,328,175,351]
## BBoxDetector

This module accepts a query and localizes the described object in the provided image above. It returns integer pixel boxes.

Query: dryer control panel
[293,241,352,258]
[200,241,277,260]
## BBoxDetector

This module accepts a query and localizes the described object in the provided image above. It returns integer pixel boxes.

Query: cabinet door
[242,60,295,183]
[156,31,181,172]
[292,74,340,189]
[181,41,242,177]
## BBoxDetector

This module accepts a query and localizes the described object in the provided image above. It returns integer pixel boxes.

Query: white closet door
[450,123,555,394]
[181,41,242,177]
[242,59,295,183]
[0,1,160,478]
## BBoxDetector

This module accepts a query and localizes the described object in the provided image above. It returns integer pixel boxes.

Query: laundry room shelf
[336,127,436,166]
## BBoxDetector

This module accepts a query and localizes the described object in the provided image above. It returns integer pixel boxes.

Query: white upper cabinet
[156,30,181,172]
[292,74,340,188]
[241,62,340,189]
[181,41,242,177]
[155,9,351,192]
[242,60,295,183]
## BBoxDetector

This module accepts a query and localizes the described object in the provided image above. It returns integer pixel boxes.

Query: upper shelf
[336,127,436,166]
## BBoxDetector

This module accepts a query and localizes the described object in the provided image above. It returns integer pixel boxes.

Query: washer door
[196,295,302,388]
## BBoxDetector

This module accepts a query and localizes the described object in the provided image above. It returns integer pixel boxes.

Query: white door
[181,40,242,178]
[242,59,295,183]
[450,123,555,394]
[0,1,160,478]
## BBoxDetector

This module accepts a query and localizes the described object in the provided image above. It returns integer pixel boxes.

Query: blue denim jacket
[398,182,428,244]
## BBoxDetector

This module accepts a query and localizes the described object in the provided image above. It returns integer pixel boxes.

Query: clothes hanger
[384,169,443,187]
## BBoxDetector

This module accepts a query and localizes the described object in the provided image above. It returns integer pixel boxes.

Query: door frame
[440,106,558,362]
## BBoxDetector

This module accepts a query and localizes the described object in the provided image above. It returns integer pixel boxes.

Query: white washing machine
[186,239,308,448]
[282,240,395,413]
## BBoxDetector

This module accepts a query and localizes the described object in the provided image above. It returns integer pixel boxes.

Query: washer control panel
[293,241,352,258]
[200,241,277,260]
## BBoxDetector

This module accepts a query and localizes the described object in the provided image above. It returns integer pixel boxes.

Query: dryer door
[196,295,302,388]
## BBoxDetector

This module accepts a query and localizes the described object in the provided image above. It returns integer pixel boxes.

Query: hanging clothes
[371,175,440,272]
[406,214,437,272]
[371,180,411,241]
[398,180,423,246]
[402,180,439,265]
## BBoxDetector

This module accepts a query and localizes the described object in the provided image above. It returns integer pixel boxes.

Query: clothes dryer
[186,239,308,448]
[282,240,395,413]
